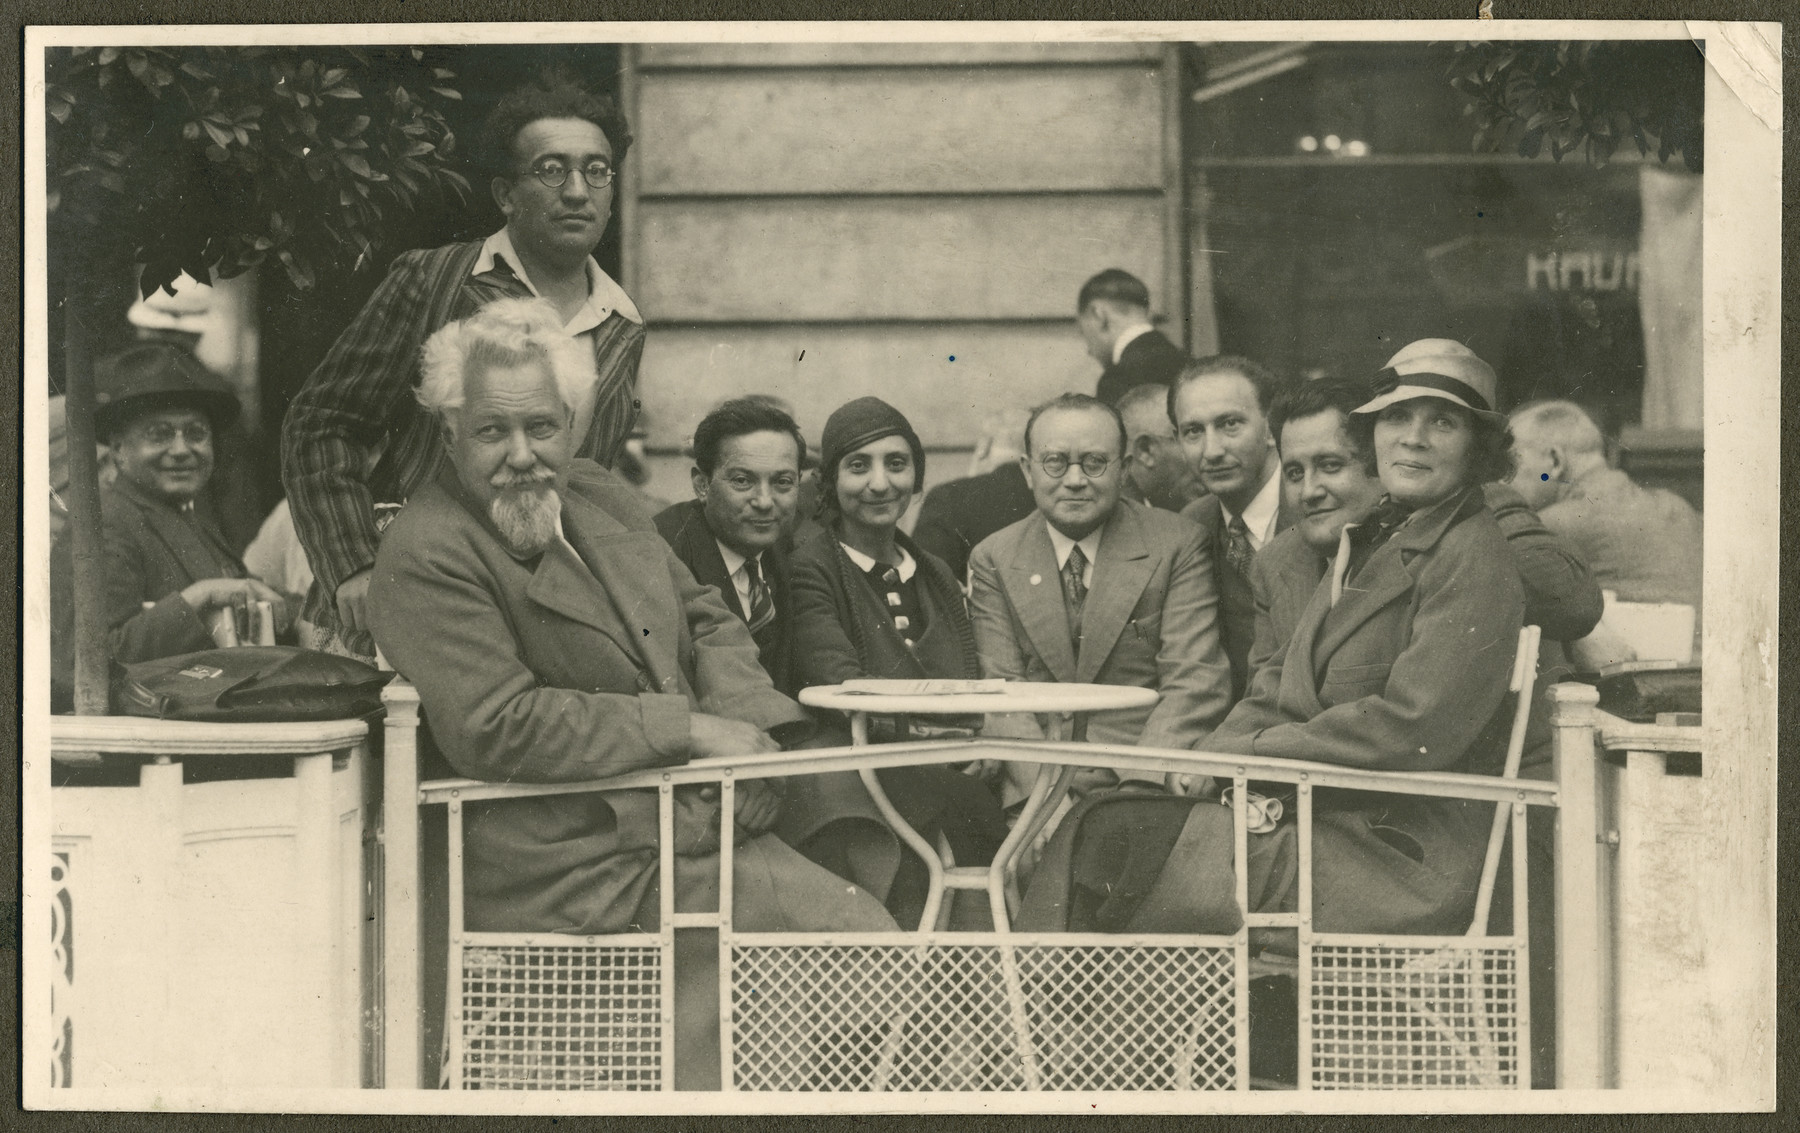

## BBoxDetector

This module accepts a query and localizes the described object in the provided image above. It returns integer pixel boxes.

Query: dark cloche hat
[818,396,926,494]
[92,343,240,440]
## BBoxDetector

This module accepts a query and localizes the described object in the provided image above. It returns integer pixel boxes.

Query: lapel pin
[1029,573,1042,586]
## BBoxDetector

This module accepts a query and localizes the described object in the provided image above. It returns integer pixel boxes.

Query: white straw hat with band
[1353,338,1506,423]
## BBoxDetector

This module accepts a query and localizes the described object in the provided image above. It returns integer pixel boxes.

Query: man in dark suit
[51,344,288,709]
[1078,268,1189,407]
[1171,354,1293,701]
[910,409,1036,585]
[653,398,808,695]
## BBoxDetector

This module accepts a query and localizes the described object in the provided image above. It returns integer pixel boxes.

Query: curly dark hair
[1347,400,1516,489]
[691,398,807,477]
[479,69,633,178]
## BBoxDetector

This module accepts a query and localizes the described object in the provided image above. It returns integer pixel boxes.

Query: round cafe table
[797,681,1158,933]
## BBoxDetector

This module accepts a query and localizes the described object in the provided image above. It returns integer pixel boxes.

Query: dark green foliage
[1449,41,1703,173]
[47,45,472,296]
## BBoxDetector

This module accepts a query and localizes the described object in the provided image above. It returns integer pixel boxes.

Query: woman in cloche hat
[780,396,1010,929]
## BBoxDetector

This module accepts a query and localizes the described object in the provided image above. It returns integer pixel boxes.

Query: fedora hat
[1354,338,1505,423]
[92,343,240,440]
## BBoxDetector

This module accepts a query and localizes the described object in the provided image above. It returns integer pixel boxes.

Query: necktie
[1062,544,1089,648]
[743,556,775,636]
[1225,514,1255,580]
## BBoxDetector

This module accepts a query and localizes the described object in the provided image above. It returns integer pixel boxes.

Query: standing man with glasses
[283,70,645,656]
[968,393,1233,805]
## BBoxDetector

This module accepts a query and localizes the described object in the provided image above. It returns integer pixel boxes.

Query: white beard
[490,486,561,556]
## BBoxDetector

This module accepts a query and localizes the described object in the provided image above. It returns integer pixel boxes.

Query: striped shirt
[281,237,646,634]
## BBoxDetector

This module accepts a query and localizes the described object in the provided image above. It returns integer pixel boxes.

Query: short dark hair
[1077,269,1150,314]
[480,69,634,177]
[1347,402,1517,487]
[1268,377,1376,473]
[1166,354,1289,426]
[691,397,807,477]
[1025,392,1128,459]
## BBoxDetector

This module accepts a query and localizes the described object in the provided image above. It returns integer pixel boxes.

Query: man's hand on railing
[688,713,781,761]
[732,778,785,842]
[1164,771,1218,799]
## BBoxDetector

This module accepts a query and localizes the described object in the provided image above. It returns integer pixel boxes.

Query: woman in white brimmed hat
[1126,338,1529,946]
[1347,337,1516,514]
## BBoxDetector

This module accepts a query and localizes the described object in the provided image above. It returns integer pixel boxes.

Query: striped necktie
[1062,543,1089,648]
[743,555,775,635]
[1224,513,1255,580]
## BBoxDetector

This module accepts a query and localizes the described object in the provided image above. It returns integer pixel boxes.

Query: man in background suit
[654,398,807,695]
[1078,269,1189,408]
[969,394,1233,804]
[911,408,1035,585]
[1171,354,1293,701]
[1117,381,1204,513]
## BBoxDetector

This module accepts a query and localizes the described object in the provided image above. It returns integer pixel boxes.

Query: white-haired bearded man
[369,298,895,1089]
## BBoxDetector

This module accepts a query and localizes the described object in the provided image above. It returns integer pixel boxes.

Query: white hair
[416,297,596,425]
[1509,399,1606,457]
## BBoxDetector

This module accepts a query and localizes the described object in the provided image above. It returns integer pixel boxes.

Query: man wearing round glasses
[51,344,288,710]
[283,70,646,657]
[969,393,1234,804]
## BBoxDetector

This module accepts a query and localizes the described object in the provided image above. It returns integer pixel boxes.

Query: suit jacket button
[635,670,654,692]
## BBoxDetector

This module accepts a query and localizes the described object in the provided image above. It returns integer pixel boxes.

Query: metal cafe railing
[379,647,1600,1092]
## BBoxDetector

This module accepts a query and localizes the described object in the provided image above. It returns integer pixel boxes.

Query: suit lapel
[1075,507,1153,683]
[121,482,239,585]
[1309,547,1412,677]
[1305,492,1472,677]
[1000,517,1078,682]
[528,492,682,685]
[682,507,749,621]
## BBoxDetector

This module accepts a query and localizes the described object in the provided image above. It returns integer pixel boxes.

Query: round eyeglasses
[133,421,212,448]
[1035,452,1113,479]
[528,159,616,190]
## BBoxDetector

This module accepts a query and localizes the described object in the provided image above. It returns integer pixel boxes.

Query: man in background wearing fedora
[50,344,288,711]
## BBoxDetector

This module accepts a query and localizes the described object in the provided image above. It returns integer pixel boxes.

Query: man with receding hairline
[1171,354,1293,700]
[1508,399,1702,619]
[1116,381,1204,513]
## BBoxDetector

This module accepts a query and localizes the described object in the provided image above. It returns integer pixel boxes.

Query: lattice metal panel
[731,942,1238,1091]
[457,944,663,1090]
[1309,944,1521,1089]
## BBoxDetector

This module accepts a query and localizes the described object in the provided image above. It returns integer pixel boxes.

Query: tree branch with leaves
[1449,41,1703,172]
[48,44,472,297]
[44,44,471,714]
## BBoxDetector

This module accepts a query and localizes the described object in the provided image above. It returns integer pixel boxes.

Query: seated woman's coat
[1020,486,1526,937]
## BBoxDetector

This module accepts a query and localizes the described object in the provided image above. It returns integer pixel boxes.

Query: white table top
[798,681,1158,716]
